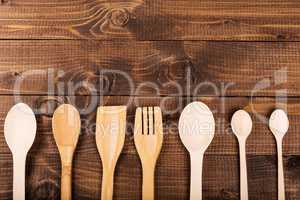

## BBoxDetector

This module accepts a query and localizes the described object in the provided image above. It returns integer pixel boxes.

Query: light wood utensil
[231,110,252,200]
[269,109,289,200]
[134,107,163,200]
[4,103,37,200]
[178,101,215,200]
[52,104,81,200]
[96,106,127,200]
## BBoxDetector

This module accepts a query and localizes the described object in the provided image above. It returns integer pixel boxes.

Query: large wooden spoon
[4,103,37,200]
[52,104,81,200]
[179,101,215,200]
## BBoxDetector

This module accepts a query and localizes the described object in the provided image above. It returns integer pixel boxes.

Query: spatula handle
[142,165,155,200]
[101,169,114,200]
[13,154,26,200]
[239,139,248,200]
[61,163,72,200]
[277,139,285,200]
[190,152,204,200]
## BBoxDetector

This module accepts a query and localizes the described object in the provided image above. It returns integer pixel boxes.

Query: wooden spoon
[231,110,252,200]
[269,109,289,200]
[52,104,81,200]
[178,101,215,200]
[4,103,37,200]
[96,106,127,200]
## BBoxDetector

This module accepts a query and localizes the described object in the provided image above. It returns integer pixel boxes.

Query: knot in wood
[110,9,129,27]
[0,0,10,5]
[276,34,286,40]
[31,179,59,199]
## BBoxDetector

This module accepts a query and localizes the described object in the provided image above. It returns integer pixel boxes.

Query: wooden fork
[134,107,163,200]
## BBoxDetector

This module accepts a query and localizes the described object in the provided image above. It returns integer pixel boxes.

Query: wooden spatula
[52,104,81,200]
[134,107,163,200]
[96,106,127,200]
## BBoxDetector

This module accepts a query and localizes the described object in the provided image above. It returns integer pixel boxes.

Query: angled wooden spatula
[134,107,163,200]
[96,106,127,200]
[52,104,81,200]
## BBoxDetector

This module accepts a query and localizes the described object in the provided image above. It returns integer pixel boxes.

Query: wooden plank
[1,0,300,40]
[0,40,299,96]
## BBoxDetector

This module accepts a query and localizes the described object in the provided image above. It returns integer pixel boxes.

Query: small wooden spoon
[269,109,289,200]
[96,106,127,200]
[52,104,81,200]
[231,110,252,200]
[4,103,37,200]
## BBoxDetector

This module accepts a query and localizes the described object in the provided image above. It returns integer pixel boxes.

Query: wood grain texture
[1,1,299,199]
[1,0,300,40]
[0,95,300,199]
[0,40,299,96]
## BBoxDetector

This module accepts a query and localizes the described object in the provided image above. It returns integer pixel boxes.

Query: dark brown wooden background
[0,1,300,200]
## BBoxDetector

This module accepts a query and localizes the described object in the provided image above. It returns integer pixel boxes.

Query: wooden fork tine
[134,107,143,135]
[148,107,154,135]
[154,107,163,136]
[143,107,148,135]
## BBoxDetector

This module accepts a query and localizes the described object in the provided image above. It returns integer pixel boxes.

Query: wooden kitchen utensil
[134,107,163,200]
[231,110,253,200]
[269,109,289,200]
[4,103,37,200]
[52,104,81,200]
[96,106,127,200]
[178,101,215,200]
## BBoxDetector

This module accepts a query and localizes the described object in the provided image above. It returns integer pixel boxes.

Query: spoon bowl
[52,104,81,148]
[4,103,37,155]
[179,101,215,153]
[4,103,37,200]
[231,110,252,140]
[269,109,289,138]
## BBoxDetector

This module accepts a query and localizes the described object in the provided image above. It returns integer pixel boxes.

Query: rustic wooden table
[0,1,300,200]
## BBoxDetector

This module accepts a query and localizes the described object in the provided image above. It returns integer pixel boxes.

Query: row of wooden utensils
[4,102,289,200]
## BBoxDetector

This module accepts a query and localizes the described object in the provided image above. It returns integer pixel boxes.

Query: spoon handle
[238,140,248,200]
[13,154,26,200]
[277,139,285,200]
[61,163,72,200]
[142,164,155,200]
[101,168,114,200]
[190,152,204,200]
